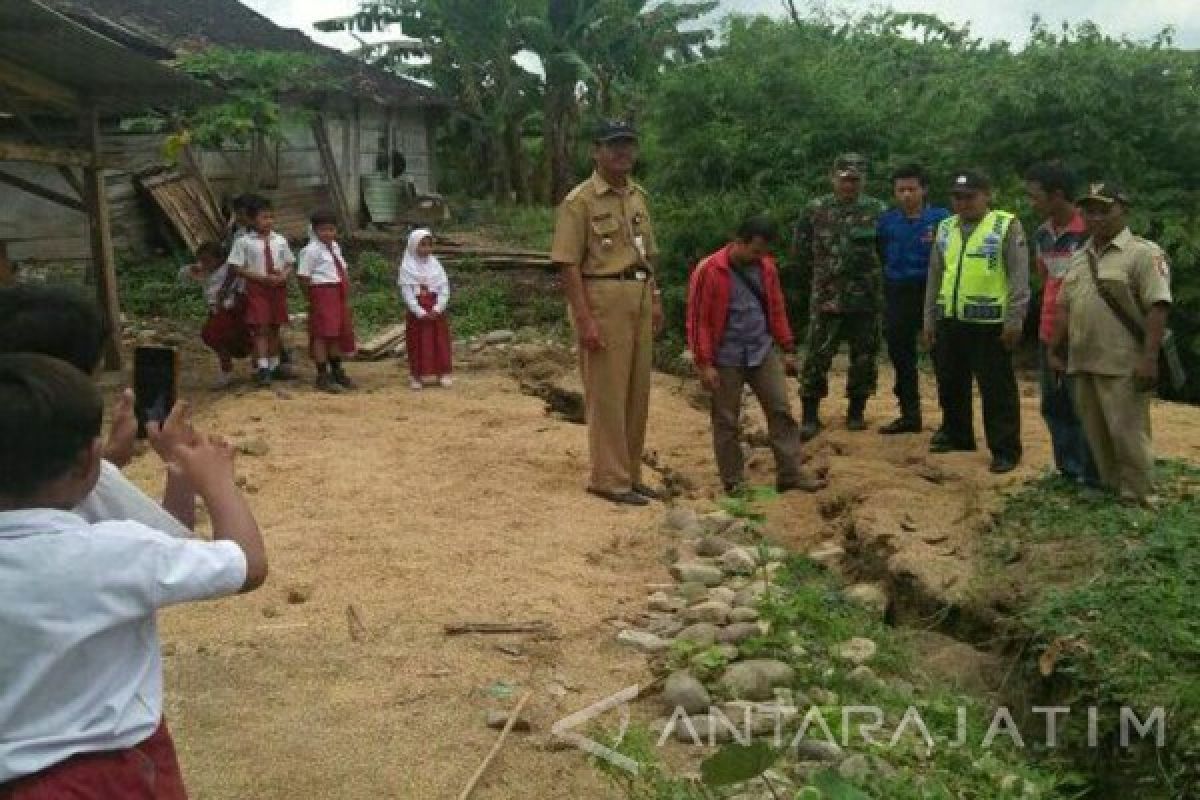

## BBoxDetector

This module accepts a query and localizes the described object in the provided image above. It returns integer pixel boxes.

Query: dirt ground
[110,345,1200,799]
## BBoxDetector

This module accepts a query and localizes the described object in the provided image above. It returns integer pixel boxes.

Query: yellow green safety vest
[935,210,1014,323]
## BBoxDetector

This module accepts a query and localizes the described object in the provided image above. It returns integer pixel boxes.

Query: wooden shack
[1,0,445,266]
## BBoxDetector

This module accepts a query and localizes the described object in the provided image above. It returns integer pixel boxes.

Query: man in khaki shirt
[1050,182,1171,504]
[551,120,664,505]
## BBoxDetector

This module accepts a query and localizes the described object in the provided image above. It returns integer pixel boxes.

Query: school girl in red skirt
[398,228,453,390]
[181,241,249,389]
[297,209,357,393]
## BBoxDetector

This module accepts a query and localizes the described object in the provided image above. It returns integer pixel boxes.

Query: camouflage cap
[1079,181,1130,207]
[593,119,638,143]
[833,153,868,177]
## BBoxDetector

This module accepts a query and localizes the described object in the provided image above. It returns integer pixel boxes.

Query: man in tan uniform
[1049,183,1171,504]
[551,120,664,506]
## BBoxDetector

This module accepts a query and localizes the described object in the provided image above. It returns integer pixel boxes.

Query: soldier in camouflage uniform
[792,153,888,440]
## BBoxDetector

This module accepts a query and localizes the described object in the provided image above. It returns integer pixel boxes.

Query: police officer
[1048,183,1172,505]
[923,170,1030,473]
[551,120,663,506]
[793,153,887,440]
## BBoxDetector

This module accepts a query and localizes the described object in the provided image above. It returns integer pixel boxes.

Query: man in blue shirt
[876,165,949,434]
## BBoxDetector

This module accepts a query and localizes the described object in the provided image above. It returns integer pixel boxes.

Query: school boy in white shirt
[0,353,268,795]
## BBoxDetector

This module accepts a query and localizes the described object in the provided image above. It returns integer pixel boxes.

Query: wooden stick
[346,604,369,642]
[457,690,533,800]
[444,621,553,636]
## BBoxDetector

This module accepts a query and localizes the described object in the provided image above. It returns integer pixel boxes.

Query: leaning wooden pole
[457,690,533,800]
[81,102,122,370]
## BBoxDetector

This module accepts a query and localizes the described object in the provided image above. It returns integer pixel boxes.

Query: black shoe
[632,483,662,500]
[929,429,975,453]
[256,367,273,388]
[800,397,821,442]
[846,396,868,432]
[879,416,922,435]
[331,366,356,389]
[989,455,1019,474]
[587,487,650,506]
[315,373,342,394]
[777,473,825,493]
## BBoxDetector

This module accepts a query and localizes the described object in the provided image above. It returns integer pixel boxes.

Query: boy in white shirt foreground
[0,353,267,797]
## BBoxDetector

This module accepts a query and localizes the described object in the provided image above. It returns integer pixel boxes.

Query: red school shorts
[0,719,188,800]
[243,281,289,328]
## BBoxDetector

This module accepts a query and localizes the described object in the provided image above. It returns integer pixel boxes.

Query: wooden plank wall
[0,102,435,265]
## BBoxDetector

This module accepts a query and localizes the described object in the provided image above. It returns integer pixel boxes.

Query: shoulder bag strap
[1085,250,1145,345]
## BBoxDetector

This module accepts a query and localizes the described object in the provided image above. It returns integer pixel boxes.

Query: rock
[733,584,766,608]
[665,507,701,533]
[844,583,890,617]
[765,546,789,563]
[808,687,839,706]
[838,753,871,782]
[486,710,531,732]
[730,606,760,623]
[807,542,845,567]
[645,616,685,638]
[663,671,712,715]
[695,535,735,557]
[484,329,515,345]
[675,623,719,648]
[715,643,740,661]
[720,547,759,576]
[682,601,731,625]
[762,561,786,579]
[672,713,737,743]
[676,581,710,602]
[836,637,878,665]
[847,666,882,687]
[670,562,725,587]
[238,438,270,457]
[470,340,487,353]
[647,592,685,613]
[708,587,737,606]
[793,738,844,763]
[721,702,800,736]
[719,659,795,701]
[718,622,762,645]
[616,629,669,654]
[699,510,736,535]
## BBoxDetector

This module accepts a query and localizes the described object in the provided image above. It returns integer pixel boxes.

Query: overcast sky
[241,0,1200,52]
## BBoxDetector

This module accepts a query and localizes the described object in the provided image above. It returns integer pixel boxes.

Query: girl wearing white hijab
[398,228,453,389]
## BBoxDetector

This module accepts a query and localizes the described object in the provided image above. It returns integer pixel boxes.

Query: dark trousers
[1038,344,1099,485]
[934,319,1021,460]
[884,281,925,419]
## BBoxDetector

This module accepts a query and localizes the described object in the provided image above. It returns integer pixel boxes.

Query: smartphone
[133,345,179,439]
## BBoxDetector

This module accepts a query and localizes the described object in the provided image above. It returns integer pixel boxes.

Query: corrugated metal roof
[0,0,215,112]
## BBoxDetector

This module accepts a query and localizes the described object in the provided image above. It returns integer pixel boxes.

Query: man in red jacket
[688,216,823,495]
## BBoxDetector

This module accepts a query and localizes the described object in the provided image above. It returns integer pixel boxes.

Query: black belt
[583,266,653,281]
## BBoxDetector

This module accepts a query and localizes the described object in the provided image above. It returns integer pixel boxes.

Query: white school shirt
[297,240,346,285]
[0,509,247,783]
[74,459,192,540]
[400,277,450,316]
[226,231,294,278]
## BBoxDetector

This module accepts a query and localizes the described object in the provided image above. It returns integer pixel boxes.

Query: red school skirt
[0,719,188,800]
[308,283,357,356]
[405,290,452,379]
[243,281,289,327]
[201,304,250,359]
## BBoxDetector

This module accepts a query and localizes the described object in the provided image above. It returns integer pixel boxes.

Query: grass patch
[118,256,208,321]
[982,462,1200,797]
[445,199,556,251]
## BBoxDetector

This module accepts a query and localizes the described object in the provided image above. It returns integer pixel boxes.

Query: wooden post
[312,114,354,237]
[0,242,13,286]
[81,103,122,370]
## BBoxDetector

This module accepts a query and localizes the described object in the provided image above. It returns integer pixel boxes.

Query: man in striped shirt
[1024,162,1098,486]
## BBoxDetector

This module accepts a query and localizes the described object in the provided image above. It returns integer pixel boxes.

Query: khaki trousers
[579,280,653,492]
[1072,372,1154,500]
[711,350,802,487]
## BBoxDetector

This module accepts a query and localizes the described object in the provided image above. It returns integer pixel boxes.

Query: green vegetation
[982,463,1200,797]
[117,256,207,321]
